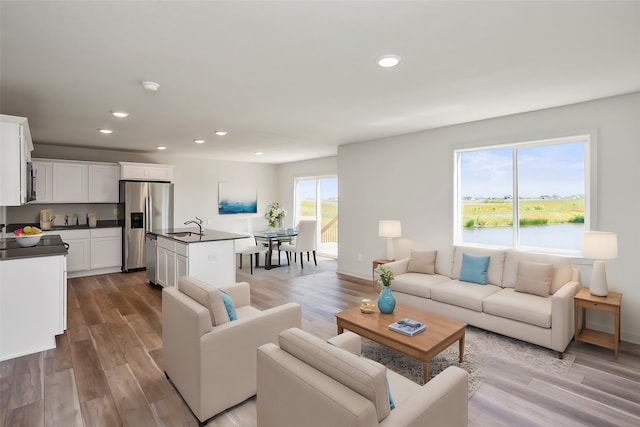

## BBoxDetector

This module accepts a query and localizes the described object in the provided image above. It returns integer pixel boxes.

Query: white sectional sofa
[382,246,581,357]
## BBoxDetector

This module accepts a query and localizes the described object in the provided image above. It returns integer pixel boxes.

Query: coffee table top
[335,303,466,361]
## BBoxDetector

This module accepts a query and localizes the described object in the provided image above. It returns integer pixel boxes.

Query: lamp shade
[378,220,402,238]
[582,231,618,260]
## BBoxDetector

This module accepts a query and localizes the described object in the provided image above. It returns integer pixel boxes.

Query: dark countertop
[0,235,68,261]
[7,220,123,232]
[148,228,248,244]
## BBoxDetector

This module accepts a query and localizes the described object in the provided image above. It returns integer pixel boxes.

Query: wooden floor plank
[43,334,72,376]
[150,394,199,427]
[123,345,174,404]
[7,353,43,411]
[104,364,158,427]
[79,394,121,427]
[43,368,83,427]
[68,339,110,403]
[3,399,44,427]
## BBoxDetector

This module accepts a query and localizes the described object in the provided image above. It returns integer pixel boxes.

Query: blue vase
[377,286,396,314]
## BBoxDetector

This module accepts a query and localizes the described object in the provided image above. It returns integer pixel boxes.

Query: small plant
[378,265,394,287]
[264,202,286,228]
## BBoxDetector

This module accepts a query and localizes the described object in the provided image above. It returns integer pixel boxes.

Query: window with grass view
[295,176,338,258]
[455,136,588,252]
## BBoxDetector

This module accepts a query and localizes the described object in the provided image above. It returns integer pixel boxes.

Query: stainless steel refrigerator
[120,181,174,272]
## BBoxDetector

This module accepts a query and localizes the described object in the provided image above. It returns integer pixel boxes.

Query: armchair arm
[551,278,581,353]
[379,258,410,276]
[219,281,251,307]
[327,331,361,355]
[381,366,468,427]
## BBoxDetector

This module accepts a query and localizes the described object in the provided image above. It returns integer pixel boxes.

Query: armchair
[257,328,468,427]
[163,276,302,426]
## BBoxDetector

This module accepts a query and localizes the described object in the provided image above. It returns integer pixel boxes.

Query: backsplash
[6,203,123,225]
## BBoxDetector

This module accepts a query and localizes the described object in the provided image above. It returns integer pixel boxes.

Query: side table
[574,287,622,358]
[372,259,394,285]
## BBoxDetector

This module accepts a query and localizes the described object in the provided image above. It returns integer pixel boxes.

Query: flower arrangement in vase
[377,265,396,314]
[265,202,286,229]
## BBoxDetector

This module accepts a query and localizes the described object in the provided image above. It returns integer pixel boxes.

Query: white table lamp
[582,231,618,297]
[379,220,401,260]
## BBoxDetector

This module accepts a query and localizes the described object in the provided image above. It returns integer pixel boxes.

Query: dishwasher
[145,233,158,285]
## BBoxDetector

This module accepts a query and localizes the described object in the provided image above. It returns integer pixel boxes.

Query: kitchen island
[0,235,68,361]
[147,228,247,288]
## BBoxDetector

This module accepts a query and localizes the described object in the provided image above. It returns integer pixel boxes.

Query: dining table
[253,229,298,270]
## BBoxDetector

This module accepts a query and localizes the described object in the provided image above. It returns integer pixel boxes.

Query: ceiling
[1,1,639,164]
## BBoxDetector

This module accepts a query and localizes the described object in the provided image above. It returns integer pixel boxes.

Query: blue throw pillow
[219,290,237,321]
[459,253,490,285]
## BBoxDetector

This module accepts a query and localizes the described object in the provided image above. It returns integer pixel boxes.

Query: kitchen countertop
[0,235,68,260]
[148,228,248,244]
[7,220,123,232]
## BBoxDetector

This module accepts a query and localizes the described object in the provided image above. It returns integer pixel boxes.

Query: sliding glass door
[295,176,338,258]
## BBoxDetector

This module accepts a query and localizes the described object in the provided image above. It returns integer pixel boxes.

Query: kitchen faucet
[184,216,203,235]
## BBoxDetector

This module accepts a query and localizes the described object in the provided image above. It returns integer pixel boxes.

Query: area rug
[361,326,575,397]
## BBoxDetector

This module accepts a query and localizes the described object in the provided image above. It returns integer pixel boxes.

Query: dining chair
[279,220,317,268]
[236,235,268,274]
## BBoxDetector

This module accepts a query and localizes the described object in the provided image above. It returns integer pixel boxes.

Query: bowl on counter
[14,234,43,247]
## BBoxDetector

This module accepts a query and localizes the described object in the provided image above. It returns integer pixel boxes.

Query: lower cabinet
[157,237,188,287]
[44,227,122,276]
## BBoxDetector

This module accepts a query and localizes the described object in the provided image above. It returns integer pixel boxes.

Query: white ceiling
[1,1,639,164]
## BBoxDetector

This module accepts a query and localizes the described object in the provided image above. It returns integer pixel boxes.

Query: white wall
[276,156,337,228]
[338,92,640,343]
[30,145,279,234]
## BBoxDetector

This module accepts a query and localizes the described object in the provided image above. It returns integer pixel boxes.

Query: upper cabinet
[88,164,120,202]
[52,162,88,203]
[0,115,33,206]
[32,159,120,203]
[119,162,173,182]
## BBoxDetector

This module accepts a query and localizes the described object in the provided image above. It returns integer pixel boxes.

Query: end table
[574,287,622,358]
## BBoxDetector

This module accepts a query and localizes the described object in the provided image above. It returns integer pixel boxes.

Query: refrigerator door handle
[145,196,150,232]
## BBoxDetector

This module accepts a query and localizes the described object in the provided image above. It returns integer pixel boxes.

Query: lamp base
[589,260,608,296]
[385,238,395,261]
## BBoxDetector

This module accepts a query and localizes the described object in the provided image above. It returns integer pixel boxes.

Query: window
[454,136,589,253]
[294,176,338,258]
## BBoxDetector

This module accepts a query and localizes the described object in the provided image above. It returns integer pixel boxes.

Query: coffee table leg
[459,334,465,363]
[423,360,430,384]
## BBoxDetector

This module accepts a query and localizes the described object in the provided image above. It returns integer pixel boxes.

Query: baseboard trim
[337,272,374,288]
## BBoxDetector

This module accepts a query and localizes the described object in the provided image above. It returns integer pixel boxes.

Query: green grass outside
[463,198,584,228]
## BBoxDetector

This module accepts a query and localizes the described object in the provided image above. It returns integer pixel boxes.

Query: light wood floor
[1,257,639,426]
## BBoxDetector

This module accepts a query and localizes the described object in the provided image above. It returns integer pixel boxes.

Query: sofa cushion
[483,288,552,328]
[178,276,230,326]
[459,253,490,285]
[515,261,553,297]
[452,246,506,286]
[503,250,572,294]
[219,290,238,320]
[278,328,391,422]
[407,250,437,274]
[431,280,502,312]
[392,273,451,299]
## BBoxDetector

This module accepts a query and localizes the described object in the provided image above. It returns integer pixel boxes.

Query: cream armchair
[257,328,468,427]
[162,276,302,426]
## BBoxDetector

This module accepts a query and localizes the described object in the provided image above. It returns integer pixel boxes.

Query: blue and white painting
[218,182,257,214]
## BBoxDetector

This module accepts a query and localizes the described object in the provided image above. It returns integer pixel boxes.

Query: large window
[454,136,589,253]
[294,176,338,258]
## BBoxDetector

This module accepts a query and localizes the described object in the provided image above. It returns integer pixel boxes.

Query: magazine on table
[388,318,426,336]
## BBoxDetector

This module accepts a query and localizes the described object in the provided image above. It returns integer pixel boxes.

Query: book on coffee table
[389,318,426,336]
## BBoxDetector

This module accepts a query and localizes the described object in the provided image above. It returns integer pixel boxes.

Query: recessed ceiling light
[254,152,263,156]
[377,54,401,68]
[111,111,129,118]
[142,81,160,92]
[156,146,167,150]
[98,129,113,134]
[194,139,205,144]
[215,131,228,136]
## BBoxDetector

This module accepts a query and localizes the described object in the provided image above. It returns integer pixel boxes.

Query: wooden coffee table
[335,304,466,383]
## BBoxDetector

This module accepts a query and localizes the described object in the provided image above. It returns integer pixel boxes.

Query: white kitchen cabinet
[89,164,120,202]
[52,162,88,203]
[0,254,66,361]
[32,160,53,202]
[58,229,91,272]
[156,236,188,287]
[119,162,173,182]
[90,228,122,269]
[0,114,33,206]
